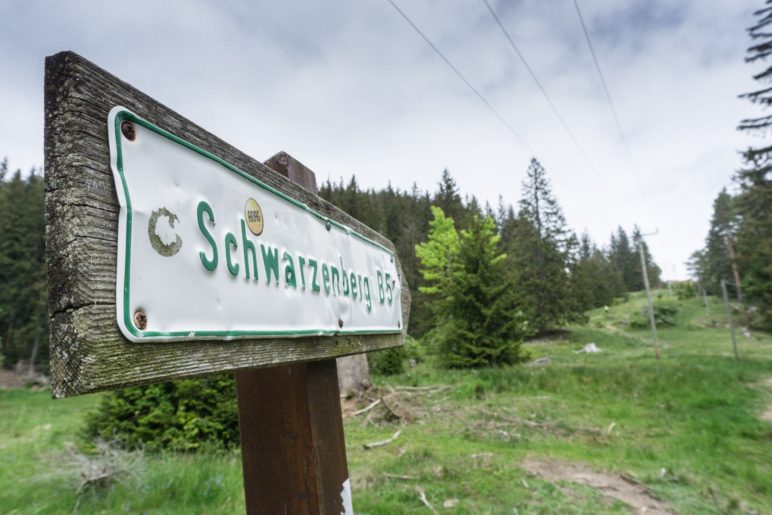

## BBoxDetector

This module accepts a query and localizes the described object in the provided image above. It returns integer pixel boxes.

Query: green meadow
[2,292,770,513]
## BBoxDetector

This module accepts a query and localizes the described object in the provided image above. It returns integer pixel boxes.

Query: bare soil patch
[521,457,671,514]
[0,368,29,389]
[758,378,772,423]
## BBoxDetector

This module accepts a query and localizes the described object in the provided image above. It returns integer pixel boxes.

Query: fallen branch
[363,428,402,450]
[383,473,417,480]
[416,486,438,514]
[380,397,402,421]
[394,385,452,394]
[353,399,382,416]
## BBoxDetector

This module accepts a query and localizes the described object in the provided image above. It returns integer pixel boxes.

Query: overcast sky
[0,0,762,278]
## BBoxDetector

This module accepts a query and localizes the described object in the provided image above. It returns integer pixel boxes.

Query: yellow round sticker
[244,198,264,235]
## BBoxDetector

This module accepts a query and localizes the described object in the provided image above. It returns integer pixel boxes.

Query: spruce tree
[438,215,527,368]
[690,189,738,294]
[736,1,772,327]
[631,226,662,289]
[508,158,577,333]
[608,227,638,291]
[434,169,465,226]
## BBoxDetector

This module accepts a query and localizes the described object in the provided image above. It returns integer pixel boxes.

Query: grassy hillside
[1,292,770,513]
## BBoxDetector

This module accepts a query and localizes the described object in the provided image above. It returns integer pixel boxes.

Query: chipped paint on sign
[147,207,183,257]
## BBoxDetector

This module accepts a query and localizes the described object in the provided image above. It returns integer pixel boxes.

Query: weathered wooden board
[45,51,410,398]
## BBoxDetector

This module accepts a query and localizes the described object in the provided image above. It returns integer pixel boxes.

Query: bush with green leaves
[84,375,239,452]
[630,300,680,329]
[674,281,697,301]
[368,346,405,376]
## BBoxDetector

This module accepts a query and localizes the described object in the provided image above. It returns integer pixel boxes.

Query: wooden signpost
[45,51,410,513]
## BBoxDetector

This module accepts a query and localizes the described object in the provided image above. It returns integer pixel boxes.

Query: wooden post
[725,235,743,302]
[236,361,350,514]
[697,281,713,325]
[638,242,660,360]
[720,279,740,362]
[236,154,351,514]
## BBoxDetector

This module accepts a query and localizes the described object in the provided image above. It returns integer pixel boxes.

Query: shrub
[403,336,429,364]
[84,375,239,452]
[368,346,405,376]
[674,281,697,301]
[630,300,680,329]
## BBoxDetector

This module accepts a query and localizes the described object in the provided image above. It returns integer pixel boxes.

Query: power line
[385,0,535,155]
[572,0,637,176]
[483,0,603,182]
[572,0,657,235]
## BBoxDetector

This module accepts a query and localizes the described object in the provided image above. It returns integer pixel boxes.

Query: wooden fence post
[720,279,740,362]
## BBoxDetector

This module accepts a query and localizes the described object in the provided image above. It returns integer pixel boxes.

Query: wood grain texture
[45,51,410,398]
[236,360,349,514]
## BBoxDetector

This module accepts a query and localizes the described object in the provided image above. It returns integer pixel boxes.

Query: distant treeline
[320,159,661,340]
[0,159,47,371]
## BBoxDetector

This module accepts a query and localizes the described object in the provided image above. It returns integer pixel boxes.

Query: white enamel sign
[107,107,402,342]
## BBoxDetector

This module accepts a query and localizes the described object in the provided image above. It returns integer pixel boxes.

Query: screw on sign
[44,51,410,514]
[121,120,135,140]
[133,309,147,331]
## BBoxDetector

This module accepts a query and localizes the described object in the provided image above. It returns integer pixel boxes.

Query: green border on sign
[112,109,402,339]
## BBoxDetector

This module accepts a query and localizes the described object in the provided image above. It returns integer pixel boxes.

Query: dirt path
[521,457,672,514]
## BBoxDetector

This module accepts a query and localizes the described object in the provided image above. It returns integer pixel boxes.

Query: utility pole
[720,279,740,362]
[638,230,660,360]
[725,235,743,302]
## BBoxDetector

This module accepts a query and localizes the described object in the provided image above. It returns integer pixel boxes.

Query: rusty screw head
[338,318,344,329]
[133,309,147,330]
[121,121,136,141]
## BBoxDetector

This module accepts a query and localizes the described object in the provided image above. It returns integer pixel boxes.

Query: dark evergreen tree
[689,189,738,295]
[631,225,662,289]
[736,1,772,328]
[434,169,465,226]
[608,227,638,291]
[569,232,625,311]
[507,158,578,333]
[0,163,48,371]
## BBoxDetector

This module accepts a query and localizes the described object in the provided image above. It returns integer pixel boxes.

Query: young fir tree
[415,206,460,316]
[437,215,528,368]
[508,158,577,333]
[736,1,772,328]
